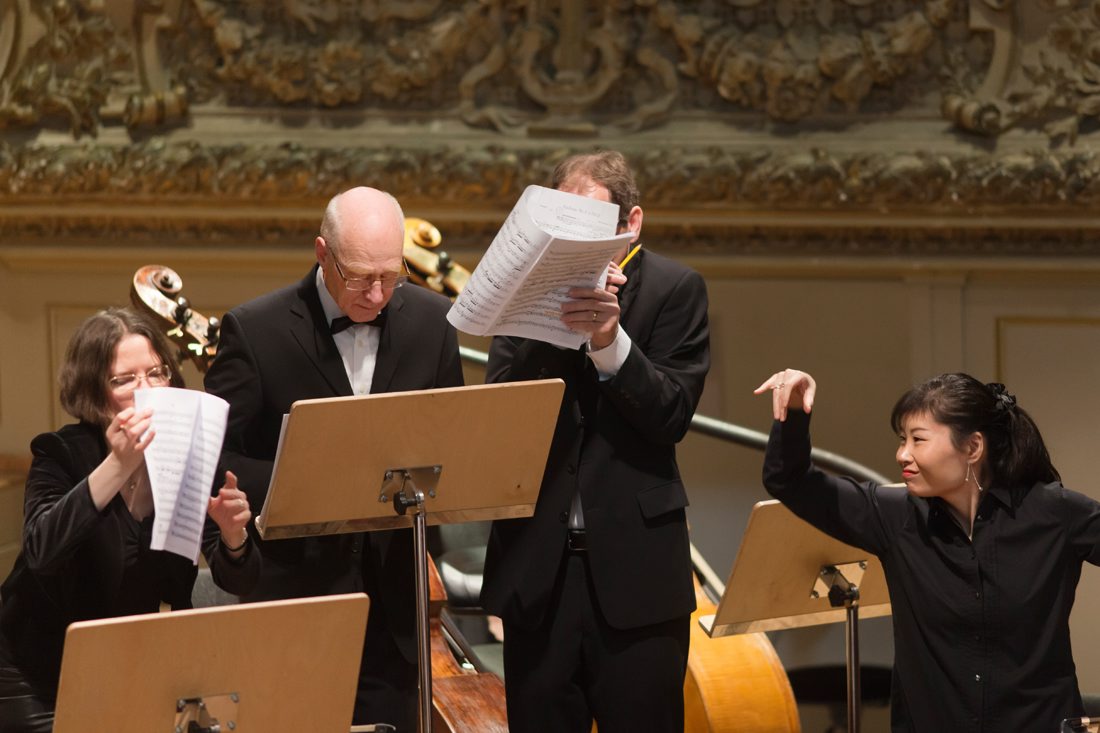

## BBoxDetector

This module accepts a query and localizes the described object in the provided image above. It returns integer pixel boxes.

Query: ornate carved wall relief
[2,0,1100,255]
[1,0,969,134]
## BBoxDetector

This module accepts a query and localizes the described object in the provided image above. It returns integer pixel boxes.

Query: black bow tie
[330,311,386,334]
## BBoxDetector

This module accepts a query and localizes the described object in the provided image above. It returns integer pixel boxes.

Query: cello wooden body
[685,577,801,732]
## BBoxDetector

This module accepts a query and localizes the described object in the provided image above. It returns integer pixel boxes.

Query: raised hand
[754,369,817,422]
[208,471,251,555]
[562,284,621,350]
[104,407,155,474]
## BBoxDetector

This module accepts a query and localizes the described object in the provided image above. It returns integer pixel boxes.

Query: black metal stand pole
[411,493,431,733]
[392,482,432,733]
[845,600,861,733]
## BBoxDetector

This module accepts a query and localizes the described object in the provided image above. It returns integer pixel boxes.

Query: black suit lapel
[288,267,354,396]
[617,248,645,329]
[369,288,405,394]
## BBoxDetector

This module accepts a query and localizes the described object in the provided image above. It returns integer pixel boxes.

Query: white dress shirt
[568,324,633,530]
[316,268,381,395]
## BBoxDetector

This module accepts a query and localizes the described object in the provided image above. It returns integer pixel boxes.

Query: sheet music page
[135,387,229,562]
[447,186,550,336]
[257,413,290,532]
[448,185,631,347]
[493,232,633,349]
[525,185,619,239]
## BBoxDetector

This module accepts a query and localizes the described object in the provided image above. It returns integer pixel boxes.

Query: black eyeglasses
[330,252,409,291]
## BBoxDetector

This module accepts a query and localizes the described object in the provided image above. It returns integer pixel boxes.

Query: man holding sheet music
[480,151,711,733]
[204,187,463,731]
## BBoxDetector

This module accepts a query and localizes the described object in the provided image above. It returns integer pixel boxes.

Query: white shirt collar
[315,265,344,325]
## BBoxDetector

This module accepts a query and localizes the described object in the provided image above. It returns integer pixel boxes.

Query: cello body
[684,578,801,732]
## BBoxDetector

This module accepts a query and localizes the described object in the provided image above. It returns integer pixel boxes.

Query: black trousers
[502,551,690,733]
[353,604,418,732]
[246,537,419,731]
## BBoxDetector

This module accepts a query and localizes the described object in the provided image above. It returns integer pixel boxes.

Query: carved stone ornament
[2,141,1100,256]
[1,139,1099,207]
[3,1,1100,256]
[0,0,1094,137]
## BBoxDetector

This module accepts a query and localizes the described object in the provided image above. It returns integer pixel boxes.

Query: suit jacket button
[566,464,576,475]
[558,511,568,523]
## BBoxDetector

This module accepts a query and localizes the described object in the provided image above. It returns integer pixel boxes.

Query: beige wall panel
[683,275,912,570]
[965,284,1100,380]
[904,275,966,380]
[996,317,1100,693]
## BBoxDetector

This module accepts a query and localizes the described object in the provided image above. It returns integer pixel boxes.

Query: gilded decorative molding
[4,141,1100,209]
[4,2,1100,257]
[3,142,1100,255]
[4,0,1100,140]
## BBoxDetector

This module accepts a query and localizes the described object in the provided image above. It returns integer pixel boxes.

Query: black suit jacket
[0,422,260,694]
[480,250,710,631]
[203,266,463,660]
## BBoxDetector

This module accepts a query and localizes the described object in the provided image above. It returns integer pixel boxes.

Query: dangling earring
[966,463,983,493]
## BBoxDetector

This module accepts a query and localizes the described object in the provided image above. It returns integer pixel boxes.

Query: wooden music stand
[53,593,370,733]
[700,500,892,733]
[255,379,565,733]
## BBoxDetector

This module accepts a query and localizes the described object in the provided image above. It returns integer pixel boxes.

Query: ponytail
[984,383,1060,488]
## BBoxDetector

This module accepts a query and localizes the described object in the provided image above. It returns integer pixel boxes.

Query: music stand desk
[256,380,564,538]
[701,500,890,636]
[53,593,370,733]
[254,379,565,733]
[701,500,891,733]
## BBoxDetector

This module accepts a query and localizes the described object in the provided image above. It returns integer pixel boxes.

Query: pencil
[618,243,642,268]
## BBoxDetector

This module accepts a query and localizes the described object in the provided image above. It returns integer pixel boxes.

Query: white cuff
[588,324,631,380]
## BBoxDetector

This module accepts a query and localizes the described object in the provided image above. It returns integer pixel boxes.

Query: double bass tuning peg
[436,251,453,275]
[173,296,192,326]
[206,316,220,347]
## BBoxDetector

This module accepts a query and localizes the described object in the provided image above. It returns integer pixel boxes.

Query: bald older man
[206,187,463,730]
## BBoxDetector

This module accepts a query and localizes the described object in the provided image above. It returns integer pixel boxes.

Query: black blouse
[764,411,1100,733]
[0,422,261,696]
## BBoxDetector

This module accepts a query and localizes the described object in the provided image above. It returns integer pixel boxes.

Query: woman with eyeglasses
[0,307,260,732]
[755,368,1100,731]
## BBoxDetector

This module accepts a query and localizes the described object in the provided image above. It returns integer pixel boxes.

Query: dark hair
[551,150,640,226]
[889,373,1059,491]
[58,307,184,427]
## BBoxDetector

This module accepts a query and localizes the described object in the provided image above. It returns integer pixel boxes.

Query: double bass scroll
[130,265,220,372]
[403,218,471,299]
